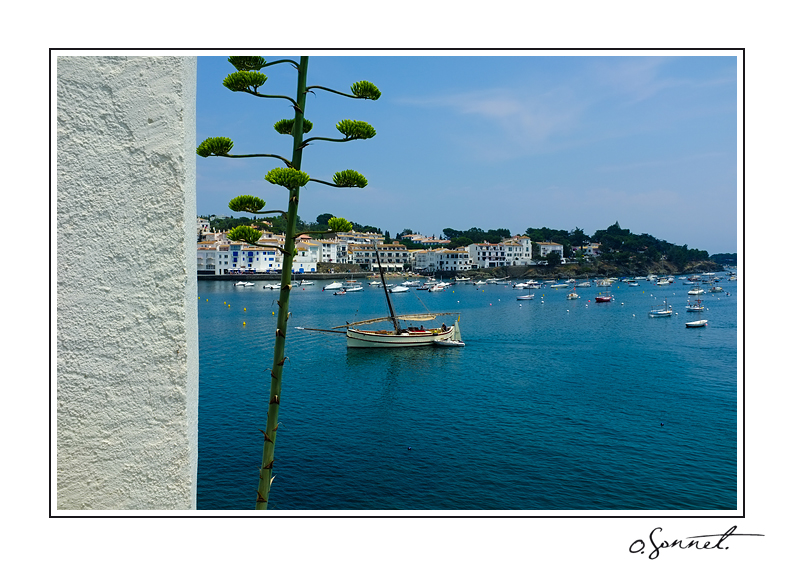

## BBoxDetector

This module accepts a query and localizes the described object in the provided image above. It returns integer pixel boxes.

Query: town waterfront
[197,275,738,511]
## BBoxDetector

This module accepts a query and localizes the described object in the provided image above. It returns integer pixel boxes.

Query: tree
[545,250,562,268]
[316,212,334,227]
[197,56,380,509]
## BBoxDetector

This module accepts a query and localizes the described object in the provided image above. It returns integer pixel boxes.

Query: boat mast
[374,242,400,332]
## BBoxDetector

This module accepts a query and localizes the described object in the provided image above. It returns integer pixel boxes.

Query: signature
[629,525,764,560]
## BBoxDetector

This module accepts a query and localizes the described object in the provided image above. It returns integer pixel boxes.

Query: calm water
[197,275,739,511]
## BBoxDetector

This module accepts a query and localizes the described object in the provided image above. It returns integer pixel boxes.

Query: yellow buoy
[243,321,246,326]
[244,307,247,311]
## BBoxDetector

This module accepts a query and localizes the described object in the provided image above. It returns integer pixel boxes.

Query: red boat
[595,295,612,303]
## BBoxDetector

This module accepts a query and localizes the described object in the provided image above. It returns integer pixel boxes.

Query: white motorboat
[648,298,673,318]
[686,298,705,312]
[234,281,254,287]
[686,319,708,328]
[428,283,445,292]
[567,292,579,300]
[516,294,534,300]
[322,282,343,291]
[688,286,705,295]
[577,281,591,288]
[344,285,364,292]
[263,283,280,289]
[550,283,569,289]
[299,279,314,286]
[389,285,409,293]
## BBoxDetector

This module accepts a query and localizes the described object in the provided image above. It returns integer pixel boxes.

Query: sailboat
[686,297,705,312]
[648,298,673,317]
[338,244,463,348]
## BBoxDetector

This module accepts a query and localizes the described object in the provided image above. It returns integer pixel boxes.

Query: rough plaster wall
[57,56,198,509]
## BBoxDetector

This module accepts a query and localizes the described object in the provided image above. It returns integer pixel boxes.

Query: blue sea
[197,275,738,511]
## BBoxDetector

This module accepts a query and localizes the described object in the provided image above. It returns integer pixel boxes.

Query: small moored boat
[648,298,672,318]
[686,319,708,328]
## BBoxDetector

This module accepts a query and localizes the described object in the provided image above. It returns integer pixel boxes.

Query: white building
[502,236,533,266]
[537,241,564,258]
[412,249,432,272]
[348,242,410,271]
[468,242,508,268]
[433,249,472,272]
[572,243,600,257]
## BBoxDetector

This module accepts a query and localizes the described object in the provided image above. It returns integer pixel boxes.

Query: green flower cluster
[228,195,266,214]
[350,80,381,100]
[227,225,263,245]
[196,137,234,157]
[273,118,314,135]
[265,168,311,190]
[227,56,267,71]
[332,169,368,188]
[223,70,268,92]
[336,119,376,140]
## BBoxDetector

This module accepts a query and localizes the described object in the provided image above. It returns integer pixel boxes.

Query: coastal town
[196,217,597,276]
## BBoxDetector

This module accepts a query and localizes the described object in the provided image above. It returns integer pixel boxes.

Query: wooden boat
[686,319,708,328]
[595,294,612,302]
[333,289,346,296]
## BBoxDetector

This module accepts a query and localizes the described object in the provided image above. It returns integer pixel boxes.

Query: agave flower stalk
[199,55,377,510]
[254,56,310,510]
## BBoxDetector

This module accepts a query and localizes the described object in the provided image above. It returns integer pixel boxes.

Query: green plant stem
[305,85,360,98]
[218,154,293,168]
[255,56,310,511]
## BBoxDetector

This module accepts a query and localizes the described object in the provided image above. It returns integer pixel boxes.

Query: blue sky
[197,53,738,254]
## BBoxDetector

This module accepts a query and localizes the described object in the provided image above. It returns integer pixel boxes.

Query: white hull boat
[517,294,534,300]
[346,325,458,348]
[648,298,673,318]
[686,319,708,328]
[323,282,343,291]
[389,285,409,293]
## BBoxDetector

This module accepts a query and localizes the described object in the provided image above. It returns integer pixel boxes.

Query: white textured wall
[57,56,198,509]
